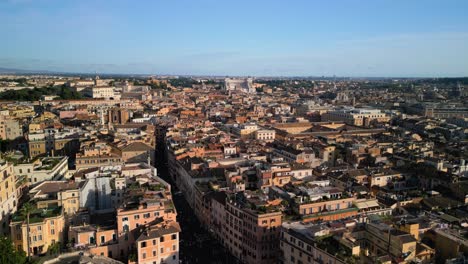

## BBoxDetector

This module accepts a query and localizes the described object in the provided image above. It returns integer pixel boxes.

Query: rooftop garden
[297,192,352,205]
[315,235,357,263]
[1,151,27,165]
[148,183,166,192]
[36,157,62,171]
[247,202,281,214]
[12,206,62,224]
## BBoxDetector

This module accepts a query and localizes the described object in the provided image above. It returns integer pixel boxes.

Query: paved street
[156,142,239,264]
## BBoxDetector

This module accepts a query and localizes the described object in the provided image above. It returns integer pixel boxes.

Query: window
[143,213,150,218]
[153,251,156,257]
[141,242,147,248]
[153,239,156,245]
[172,245,176,251]
[134,215,140,220]
[51,229,55,235]
[122,217,128,221]
[142,253,146,259]
[171,234,177,240]
[160,248,164,253]
[160,236,164,242]
[37,226,42,231]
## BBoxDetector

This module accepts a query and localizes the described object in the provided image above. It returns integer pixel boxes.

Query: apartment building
[368,169,403,188]
[68,79,95,88]
[135,221,181,264]
[297,196,358,222]
[210,192,227,242]
[75,142,123,171]
[428,228,468,261]
[0,114,22,140]
[272,144,318,165]
[362,222,418,263]
[84,86,117,99]
[10,206,65,256]
[27,129,82,158]
[30,181,80,215]
[222,195,283,264]
[256,163,292,189]
[415,103,468,119]
[271,184,358,222]
[280,222,353,264]
[14,156,69,185]
[69,217,120,259]
[255,129,275,142]
[116,189,177,257]
[322,107,390,127]
[118,142,155,164]
[64,164,179,262]
[0,161,18,236]
[8,105,35,119]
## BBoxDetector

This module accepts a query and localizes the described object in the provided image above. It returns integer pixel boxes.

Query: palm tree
[20,202,34,260]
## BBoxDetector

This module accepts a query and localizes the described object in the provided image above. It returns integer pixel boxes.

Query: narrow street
[155,139,239,264]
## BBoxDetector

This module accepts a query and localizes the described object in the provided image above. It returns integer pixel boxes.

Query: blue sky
[1,0,467,77]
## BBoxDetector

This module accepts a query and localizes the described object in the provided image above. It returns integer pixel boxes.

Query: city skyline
[1,0,468,77]
[1,1,468,264]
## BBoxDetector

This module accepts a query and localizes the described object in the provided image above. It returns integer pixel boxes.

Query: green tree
[47,241,61,256]
[0,236,27,264]
[20,203,34,260]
